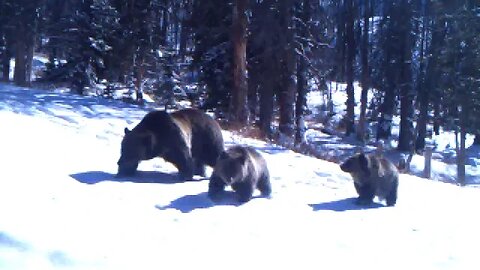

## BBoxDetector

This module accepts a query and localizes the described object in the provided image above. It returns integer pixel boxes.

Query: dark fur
[208,146,271,203]
[340,153,399,206]
[117,109,224,181]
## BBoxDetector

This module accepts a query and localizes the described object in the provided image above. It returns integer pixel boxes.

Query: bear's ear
[124,127,131,134]
[358,153,370,176]
[235,153,248,164]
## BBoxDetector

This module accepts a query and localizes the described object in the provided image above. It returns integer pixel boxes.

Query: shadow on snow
[0,232,30,252]
[309,197,384,212]
[69,170,189,185]
[156,191,251,213]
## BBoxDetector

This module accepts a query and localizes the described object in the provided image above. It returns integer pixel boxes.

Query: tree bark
[295,0,311,145]
[344,0,356,136]
[473,134,480,145]
[14,36,27,86]
[1,38,11,81]
[417,13,445,151]
[377,3,396,141]
[229,0,249,126]
[178,0,191,60]
[357,0,370,142]
[259,75,274,139]
[278,0,296,137]
[397,0,414,151]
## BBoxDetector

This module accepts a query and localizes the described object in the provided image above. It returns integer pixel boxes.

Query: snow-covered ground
[1,83,479,270]
[306,81,480,184]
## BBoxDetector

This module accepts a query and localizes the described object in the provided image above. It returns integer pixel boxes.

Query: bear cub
[208,145,271,203]
[340,153,399,206]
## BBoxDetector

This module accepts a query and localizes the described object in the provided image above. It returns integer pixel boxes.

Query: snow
[306,81,480,184]
[1,82,480,270]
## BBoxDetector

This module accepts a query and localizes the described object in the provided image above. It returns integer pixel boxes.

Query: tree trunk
[278,0,296,137]
[295,0,311,145]
[376,46,396,142]
[14,36,27,86]
[178,1,190,60]
[415,22,428,152]
[397,0,414,151]
[417,14,445,151]
[1,44,10,81]
[160,1,169,46]
[335,0,346,82]
[344,0,356,136]
[457,128,466,185]
[229,0,249,127]
[247,63,259,120]
[295,45,307,144]
[259,76,274,139]
[25,34,35,86]
[357,0,370,142]
[377,4,396,141]
[433,96,441,135]
[134,55,145,104]
[473,134,480,145]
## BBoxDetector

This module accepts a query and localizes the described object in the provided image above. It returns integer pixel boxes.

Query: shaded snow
[1,83,479,270]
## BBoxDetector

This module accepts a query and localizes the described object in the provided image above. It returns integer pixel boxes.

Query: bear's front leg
[164,149,194,181]
[232,182,254,203]
[116,160,139,177]
[208,173,226,201]
[354,182,375,205]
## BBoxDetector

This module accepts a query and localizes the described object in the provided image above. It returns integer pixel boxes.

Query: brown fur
[208,146,271,203]
[117,109,224,181]
[340,153,399,206]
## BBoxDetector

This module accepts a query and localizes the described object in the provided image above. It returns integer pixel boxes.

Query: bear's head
[340,153,370,176]
[214,150,247,184]
[117,128,155,177]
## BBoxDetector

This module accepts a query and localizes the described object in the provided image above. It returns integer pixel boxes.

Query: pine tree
[278,0,296,138]
[230,0,249,126]
[0,0,14,81]
[344,0,356,136]
[356,0,371,142]
[10,0,43,86]
[439,0,480,184]
[397,0,414,151]
[43,0,119,94]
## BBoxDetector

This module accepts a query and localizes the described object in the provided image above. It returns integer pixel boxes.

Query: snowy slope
[306,82,480,184]
[1,83,479,270]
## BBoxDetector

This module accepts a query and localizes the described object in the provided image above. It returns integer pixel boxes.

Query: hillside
[0,83,479,270]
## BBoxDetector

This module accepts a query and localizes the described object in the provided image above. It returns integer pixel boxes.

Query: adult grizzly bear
[340,153,399,206]
[117,108,224,181]
[208,145,271,203]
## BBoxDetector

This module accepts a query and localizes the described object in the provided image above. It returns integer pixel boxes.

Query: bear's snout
[116,159,139,177]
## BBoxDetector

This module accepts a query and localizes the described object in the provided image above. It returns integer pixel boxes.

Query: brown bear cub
[208,146,271,203]
[340,153,399,206]
[117,108,224,181]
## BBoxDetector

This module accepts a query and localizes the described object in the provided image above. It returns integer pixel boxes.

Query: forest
[0,0,479,183]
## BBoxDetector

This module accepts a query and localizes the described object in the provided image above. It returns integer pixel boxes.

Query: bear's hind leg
[193,159,206,177]
[165,149,194,181]
[385,180,398,206]
[257,174,272,197]
[354,182,375,205]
